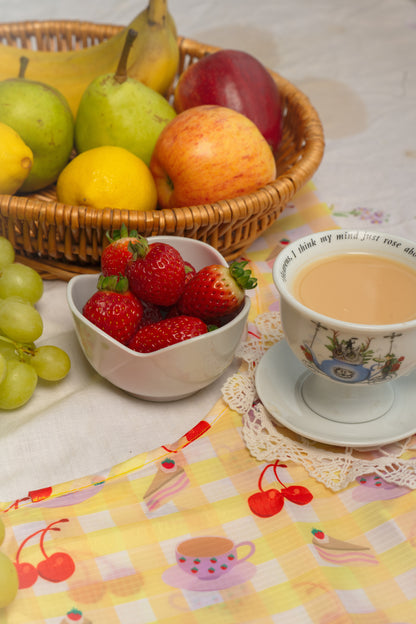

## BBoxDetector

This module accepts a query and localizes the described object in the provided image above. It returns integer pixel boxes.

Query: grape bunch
[0,516,18,608]
[0,237,71,410]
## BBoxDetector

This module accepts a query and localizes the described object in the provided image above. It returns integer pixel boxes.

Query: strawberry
[178,260,257,325]
[137,300,165,329]
[184,260,197,284]
[83,275,143,345]
[126,237,186,307]
[101,224,142,277]
[128,315,208,353]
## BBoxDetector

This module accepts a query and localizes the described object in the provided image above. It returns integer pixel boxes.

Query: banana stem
[18,56,29,79]
[147,0,168,26]
[114,28,138,84]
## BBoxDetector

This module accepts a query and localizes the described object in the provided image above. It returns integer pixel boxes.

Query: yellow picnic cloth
[2,183,415,624]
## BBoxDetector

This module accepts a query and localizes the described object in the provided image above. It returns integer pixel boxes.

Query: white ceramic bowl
[67,236,250,401]
[272,229,416,422]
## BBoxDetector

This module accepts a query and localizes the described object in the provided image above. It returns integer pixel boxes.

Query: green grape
[0,341,17,361]
[0,516,5,546]
[0,262,43,304]
[31,345,71,381]
[0,551,18,608]
[0,298,43,343]
[0,360,38,410]
[0,335,21,362]
[0,237,15,270]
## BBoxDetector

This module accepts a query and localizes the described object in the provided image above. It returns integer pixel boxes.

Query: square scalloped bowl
[66,236,250,401]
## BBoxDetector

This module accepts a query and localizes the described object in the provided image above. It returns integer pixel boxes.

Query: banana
[0,0,179,116]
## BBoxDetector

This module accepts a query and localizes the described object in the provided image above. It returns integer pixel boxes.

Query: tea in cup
[272,229,416,423]
[175,536,255,580]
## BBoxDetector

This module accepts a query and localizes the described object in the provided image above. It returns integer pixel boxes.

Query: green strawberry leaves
[229,261,257,290]
[97,274,129,293]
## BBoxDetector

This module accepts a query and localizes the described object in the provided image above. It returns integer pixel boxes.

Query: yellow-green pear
[0,57,74,192]
[75,29,176,166]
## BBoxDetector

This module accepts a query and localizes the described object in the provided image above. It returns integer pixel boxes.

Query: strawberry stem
[229,261,257,290]
[128,236,149,260]
[105,223,139,243]
[97,274,129,293]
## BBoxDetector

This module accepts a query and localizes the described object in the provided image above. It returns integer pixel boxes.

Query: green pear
[0,57,74,193]
[75,29,176,166]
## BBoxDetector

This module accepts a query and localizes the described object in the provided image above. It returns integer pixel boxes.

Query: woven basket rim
[0,21,325,217]
[0,20,325,276]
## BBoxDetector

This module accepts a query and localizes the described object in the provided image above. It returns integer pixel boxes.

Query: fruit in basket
[126,238,186,307]
[174,49,283,153]
[0,122,33,194]
[128,315,208,353]
[149,105,277,209]
[56,145,157,211]
[0,0,178,116]
[83,275,144,345]
[0,57,74,192]
[178,261,257,325]
[75,29,176,166]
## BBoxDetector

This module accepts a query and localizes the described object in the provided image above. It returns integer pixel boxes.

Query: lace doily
[222,312,416,492]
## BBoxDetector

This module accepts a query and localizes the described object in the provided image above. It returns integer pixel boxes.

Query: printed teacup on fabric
[273,229,416,423]
[175,536,255,580]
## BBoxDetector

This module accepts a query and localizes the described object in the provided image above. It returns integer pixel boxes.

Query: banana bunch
[0,0,179,116]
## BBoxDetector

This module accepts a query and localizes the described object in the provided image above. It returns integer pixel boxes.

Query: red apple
[149,104,277,209]
[174,49,283,153]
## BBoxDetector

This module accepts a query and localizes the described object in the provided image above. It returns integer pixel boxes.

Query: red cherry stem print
[38,519,69,559]
[16,518,69,565]
[256,460,313,505]
[271,460,288,489]
[14,521,66,567]
[257,460,287,492]
[272,461,313,505]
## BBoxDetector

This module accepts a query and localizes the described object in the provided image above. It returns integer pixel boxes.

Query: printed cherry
[248,488,284,518]
[248,460,313,517]
[14,524,61,588]
[14,560,38,589]
[281,485,313,505]
[14,519,74,588]
[37,520,75,582]
[272,460,312,505]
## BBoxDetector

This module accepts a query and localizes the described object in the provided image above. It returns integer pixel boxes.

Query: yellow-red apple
[149,105,277,209]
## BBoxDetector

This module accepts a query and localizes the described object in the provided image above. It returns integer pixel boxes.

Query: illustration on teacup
[175,536,255,581]
[300,322,404,384]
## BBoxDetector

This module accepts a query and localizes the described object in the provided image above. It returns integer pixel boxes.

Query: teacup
[273,229,416,423]
[175,536,255,580]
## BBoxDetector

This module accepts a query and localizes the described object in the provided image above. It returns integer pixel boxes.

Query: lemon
[56,145,158,211]
[0,122,33,194]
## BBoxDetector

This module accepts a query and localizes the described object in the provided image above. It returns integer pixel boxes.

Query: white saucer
[255,340,416,448]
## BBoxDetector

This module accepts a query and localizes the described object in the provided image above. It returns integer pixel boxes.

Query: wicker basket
[0,20,324,281]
